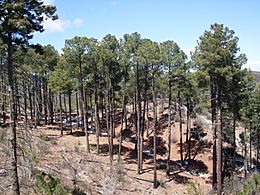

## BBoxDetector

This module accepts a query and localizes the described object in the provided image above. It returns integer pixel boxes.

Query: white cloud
[43,18,70,32]
[246,60,260,66]
[42,0,55,5]
[244,60,260,71]
[42,17,84,33]
[40,0,84,33]
[110,1,120,5]
[73,18,84,27]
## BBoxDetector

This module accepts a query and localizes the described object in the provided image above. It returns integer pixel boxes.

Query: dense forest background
[0,1,259,195]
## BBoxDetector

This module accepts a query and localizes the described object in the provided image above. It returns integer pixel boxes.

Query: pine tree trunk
[63,94,67,119]
[34,77,38,128]
[166,75,172,176]
[49,89,54,124]
[85,91,89,132]
[38,78,43,116]
[188,119,192,162]
[146,100,149,138]
[249,123,252,169]
[68,92,72,134]
[184,97,192,162]
[244,125,247,179]
[94,95,100,154]
[257,148,259,170]
[79,89,84,130]
[178,91,183,162]
[101,97,104,123]
[152,68,158,188]
[110,89,114,163]
[22,81,28,123]
[133,94,138,154]
[83,88,90,152]
[232,76,237,173]
[15,77,20,116]
[110,93,115,139]
[232,113,236,172]
[107,87,113,164]
[54,95,58,123]
[59,93,63,136]
[141,67,148,172]
[257,132,260,170]
[185,98,189,143]
[43,82,48,125]
[136,62,142,174]
[75,91,79,129]
[106,93,110,151]
[216,90,222,195]
[28,86,33,121]
[79,55,90,152]
[90,94,94,130]
[3,95,6,124]
[0,51,3,123]
[187,102,191,161]
[1,57,6,124]
[7,33,20,195]
[94,63,100,154]
[211,81,217,190]
[118,97,126,159]
[124,101,128,132]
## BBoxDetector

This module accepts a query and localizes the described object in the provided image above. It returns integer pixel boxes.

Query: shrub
[101,160,125,195]
[0,130,4,144]
[35,171,68,195]
[237,174,260,195]
[72,186,86,195]
[39,134,51,142]
[185,181,203,195]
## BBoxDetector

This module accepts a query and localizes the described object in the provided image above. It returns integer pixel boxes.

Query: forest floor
[30,122,213,195]
[0,104,245,194]
[28,105,216,195]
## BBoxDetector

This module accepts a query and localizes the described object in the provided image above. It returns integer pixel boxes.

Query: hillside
[252,71,260,83]
[0,105,214,194]
[0,103,250,195]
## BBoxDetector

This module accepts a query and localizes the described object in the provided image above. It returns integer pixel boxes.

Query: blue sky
[32,0,260,71]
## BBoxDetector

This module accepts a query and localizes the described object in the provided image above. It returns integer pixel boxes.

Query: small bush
[237,174,260,195]
[185,181,203,195]
[39,134,51,141]
[115,159,125,183]
[50,138,58,145]
[0,130,4,144]
[253,174,260,186]
[101,160,125,194]
[35,171,68,195]
[72,186,86,195]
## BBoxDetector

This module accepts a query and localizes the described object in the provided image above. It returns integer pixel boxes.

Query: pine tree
[63,36,93,153]
[160,40,187,174]
[192,23,246,194]
[0,1,57,193]
[100,34,122,164]
[48,55,74,135]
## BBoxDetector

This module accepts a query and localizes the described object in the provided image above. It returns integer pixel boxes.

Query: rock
[0,169,8,177]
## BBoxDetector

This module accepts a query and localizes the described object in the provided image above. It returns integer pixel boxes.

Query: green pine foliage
[238,174,260,195]
[35,171,68,195]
